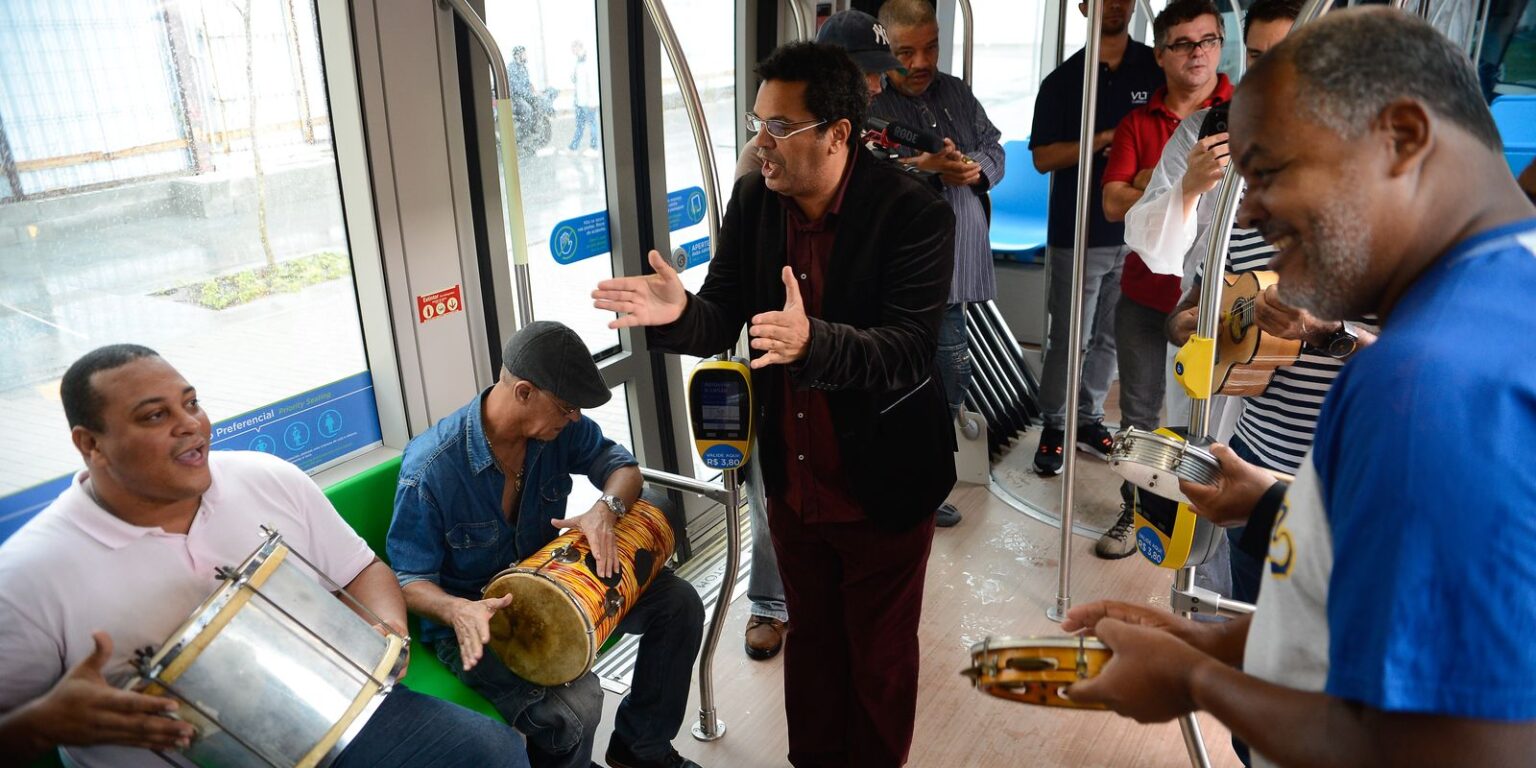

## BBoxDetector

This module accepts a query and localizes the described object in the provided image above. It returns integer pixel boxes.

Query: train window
[0,0,381,536]
[953,0,1051,140]
[660,0,736,296]
[485,2,619,357]
[1496,0,1536,92]
[564,383,634,519]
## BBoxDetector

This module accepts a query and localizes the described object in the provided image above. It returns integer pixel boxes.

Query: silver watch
[600,494,628,518]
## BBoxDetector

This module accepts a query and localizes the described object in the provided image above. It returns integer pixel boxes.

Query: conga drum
[126,529,406,768]
[482,498,676,685]
[961,635,1111,709]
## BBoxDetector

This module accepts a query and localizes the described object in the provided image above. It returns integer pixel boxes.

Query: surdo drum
[482,498,675,686]
[126,528,406,768]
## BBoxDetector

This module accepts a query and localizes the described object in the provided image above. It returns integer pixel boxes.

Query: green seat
[323,456,503,722]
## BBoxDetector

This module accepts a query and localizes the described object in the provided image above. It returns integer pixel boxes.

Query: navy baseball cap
[816,10,905,75]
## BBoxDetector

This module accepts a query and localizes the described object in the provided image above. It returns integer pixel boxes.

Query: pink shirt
[0,451,376,768]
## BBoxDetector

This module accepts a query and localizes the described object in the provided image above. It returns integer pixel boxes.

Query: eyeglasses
[745,113,826,140]
[1163,36,1223,56]
[538,388,578,418]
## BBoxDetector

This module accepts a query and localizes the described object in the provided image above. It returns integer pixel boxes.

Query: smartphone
[1197,103,1230,141]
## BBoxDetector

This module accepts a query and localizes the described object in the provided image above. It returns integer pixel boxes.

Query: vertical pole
[1048,0,1103,626]
[692,467,740,741]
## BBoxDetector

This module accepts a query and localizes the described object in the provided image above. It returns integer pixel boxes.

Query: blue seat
[988,139,1051,262]
[1491,95,1536,176]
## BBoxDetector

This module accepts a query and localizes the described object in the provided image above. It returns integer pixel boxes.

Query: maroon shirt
[777,148,862,523]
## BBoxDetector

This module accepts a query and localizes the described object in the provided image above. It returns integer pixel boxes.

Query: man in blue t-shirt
[1058,10,1536,767]
[1028,0,1164,481]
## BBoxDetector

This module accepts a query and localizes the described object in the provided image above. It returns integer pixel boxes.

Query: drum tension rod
[243,581,393,689]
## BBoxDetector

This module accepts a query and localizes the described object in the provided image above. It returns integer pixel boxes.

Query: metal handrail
[785,0,811,42]
[957,0,975,86]
[437,0,535,328]
[641,0,723,255]
[1050,0,1105,627]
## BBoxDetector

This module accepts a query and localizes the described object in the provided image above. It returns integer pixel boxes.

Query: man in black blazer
[593,42,955,768]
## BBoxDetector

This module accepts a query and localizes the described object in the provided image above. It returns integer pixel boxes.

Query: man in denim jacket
[388,321,705,768]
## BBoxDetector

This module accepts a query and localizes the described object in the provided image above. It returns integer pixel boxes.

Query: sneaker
[606,738,702,768]
[1033,427,1065,475]
[1094,502,1138,560]
[935,503,962,528]
[1077,421,1116,460]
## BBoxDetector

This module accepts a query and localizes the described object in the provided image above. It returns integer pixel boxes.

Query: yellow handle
[1174,335,1216,400]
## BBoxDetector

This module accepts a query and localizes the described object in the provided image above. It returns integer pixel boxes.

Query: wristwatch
[600,494,629,519]
[1321,321,1360,359]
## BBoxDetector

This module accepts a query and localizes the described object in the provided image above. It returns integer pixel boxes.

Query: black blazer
[650,150,957,530]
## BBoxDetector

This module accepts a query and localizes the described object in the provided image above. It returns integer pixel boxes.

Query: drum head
[484,572,596,686]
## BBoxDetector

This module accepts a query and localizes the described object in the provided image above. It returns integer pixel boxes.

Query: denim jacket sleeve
[561,416,639,492]
[387,473,445,589]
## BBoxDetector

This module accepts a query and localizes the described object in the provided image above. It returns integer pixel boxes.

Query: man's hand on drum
[551,503,619,579]
[1061,600,1238,664]
[1062,617,1210,723]
[21,631,196,752]
[592,249,688,330]
[450,594,515,671]
[1179,442,1277,527]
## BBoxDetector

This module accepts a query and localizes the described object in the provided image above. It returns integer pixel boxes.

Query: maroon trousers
[768,500,937,768]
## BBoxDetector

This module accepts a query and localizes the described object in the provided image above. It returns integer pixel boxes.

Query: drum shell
[964,636,1110,710]
[135,542,401,768]
[483,499,675,686]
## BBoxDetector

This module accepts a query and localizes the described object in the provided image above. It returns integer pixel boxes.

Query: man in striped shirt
[870,0,1006,529]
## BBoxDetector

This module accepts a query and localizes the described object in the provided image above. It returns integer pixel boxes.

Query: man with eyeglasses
[727,9,909,666]
[868,0,1006,531]
[388,321,706,768]
[594,41,955,768]
[1093,0,1232,559]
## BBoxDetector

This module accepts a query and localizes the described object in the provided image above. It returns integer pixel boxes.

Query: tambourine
[961,635,1110,709]
[1109,426,1219,505]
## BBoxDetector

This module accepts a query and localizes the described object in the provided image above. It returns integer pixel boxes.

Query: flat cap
[502,321,611,409]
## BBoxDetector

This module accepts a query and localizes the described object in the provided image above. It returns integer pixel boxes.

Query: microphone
[863,116,945,154]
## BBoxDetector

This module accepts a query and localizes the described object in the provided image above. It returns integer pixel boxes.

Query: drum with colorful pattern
[482,498,675,685]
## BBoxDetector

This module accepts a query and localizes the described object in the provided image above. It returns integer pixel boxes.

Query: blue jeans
[570,105,597,149]
[744,453,788,621]
[1038,245,1125,429]
[936,302,970,415]
[435,569,703,766]
[333,685,529,768]
[1224,434,1268,607]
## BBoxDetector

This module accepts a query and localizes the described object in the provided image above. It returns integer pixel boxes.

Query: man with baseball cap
[388,321,705,768]
[734,9,902,180]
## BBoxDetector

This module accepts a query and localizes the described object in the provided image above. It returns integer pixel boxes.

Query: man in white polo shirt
[0,345,527,768]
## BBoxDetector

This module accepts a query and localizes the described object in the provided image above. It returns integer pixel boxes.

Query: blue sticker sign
[701,443,745,470]
[670,236,712,272]
[1135,526,1166,565]
[550,210,611,265]
[667,187,707,232]
[0,371,385,543]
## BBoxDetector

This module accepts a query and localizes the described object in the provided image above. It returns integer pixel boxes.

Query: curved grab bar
[437,0,536,328]
[640,0,723,255]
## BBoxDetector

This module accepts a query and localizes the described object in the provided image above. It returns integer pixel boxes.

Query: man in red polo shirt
[1095,0,1231,558]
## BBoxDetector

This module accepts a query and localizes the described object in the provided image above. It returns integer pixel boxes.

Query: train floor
[593,482,1245,767]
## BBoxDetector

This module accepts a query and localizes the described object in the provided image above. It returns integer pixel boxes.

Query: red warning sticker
[417,285,464,323]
